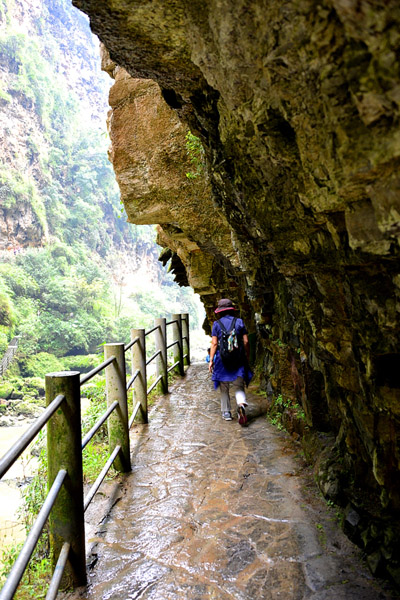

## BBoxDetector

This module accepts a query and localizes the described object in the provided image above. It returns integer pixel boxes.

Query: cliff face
[75,0,400,583]
[0,0,109,250]
[104,62,246,318]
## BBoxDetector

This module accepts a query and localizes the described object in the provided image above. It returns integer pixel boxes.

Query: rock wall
[75,0,400,584]
[0,202,45,250]
[103,58,251,326]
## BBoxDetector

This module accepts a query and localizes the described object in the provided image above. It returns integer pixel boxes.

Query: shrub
[0,381,13,398]
[23,377,45,396]
[21,352,64,378]
[0,331,8,354]
[0,292,14,327]
[62,354,102,373]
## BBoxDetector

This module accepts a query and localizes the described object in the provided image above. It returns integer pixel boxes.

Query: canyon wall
[0,0,109,250]
[74,0,400,584]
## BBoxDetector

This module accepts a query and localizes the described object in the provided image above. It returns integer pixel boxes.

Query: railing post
[104,344,131,472]
[131,328,147,423]
[172,313,184,376]
[182,312,190,366]
[46,371,86,588]
[155,317,168,394]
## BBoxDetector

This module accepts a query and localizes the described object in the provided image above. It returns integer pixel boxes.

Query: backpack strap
[218,320,227,333]
[217,318,237,334]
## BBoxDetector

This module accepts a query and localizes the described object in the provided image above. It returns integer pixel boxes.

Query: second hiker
[208,298,253,424]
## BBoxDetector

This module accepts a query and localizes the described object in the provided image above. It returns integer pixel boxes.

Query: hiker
[208,298,252,424]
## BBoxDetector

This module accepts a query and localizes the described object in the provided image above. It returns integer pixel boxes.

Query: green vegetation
[185,131,206,180]
[0,431,52,598]
[0,381,117,595]
[80,380,117,482]
[0,0,204,596]
[316,522,327,547]
[0,0,201,379]
[0,248,112,357]
[266,393,306,431]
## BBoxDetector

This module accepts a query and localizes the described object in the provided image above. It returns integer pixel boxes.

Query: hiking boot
[238,405,247,426]
[222,411,233,421]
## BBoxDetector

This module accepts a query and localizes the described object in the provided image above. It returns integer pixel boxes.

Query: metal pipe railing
[0,393,65,479]
[130,328,147,424]
[45,542,70,600]
[146,349,161,366]
[81,401,119,450]
[126,368,140,392]
[84,445,121,512]
[182,314,190,366]
[167,360,180,373]
[167,340,179,350]
[0,312,190,599]
[80,355,116,385]
[128,401,142,429]
[124,336,139,352]
[171,314,184,376]
[0,469,67,600]
[147,374,163,395]
[166,319,178,326]
[144,325,159,337]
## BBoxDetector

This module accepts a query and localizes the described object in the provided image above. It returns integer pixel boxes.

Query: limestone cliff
[75,0,400,583]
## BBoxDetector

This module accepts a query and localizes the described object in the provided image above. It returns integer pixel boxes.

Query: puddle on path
[63,363,395,600]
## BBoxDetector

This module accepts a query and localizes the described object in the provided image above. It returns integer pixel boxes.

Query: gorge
[72,0,400,586]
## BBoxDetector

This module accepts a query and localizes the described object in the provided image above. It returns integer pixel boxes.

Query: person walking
[208,298,252,424]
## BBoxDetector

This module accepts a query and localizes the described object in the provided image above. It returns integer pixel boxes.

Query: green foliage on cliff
[0,248,112,356]
[0,0,124,249]
[0,0,201,369]
[185,131,205,180]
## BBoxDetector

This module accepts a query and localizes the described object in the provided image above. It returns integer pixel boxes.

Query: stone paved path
[69,364,394,600]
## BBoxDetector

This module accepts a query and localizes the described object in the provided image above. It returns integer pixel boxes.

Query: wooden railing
[0,313,190,600]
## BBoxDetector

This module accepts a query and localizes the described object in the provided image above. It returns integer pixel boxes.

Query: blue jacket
[211,315,252,388]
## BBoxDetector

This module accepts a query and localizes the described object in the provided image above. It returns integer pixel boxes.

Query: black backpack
[218,318,243,371]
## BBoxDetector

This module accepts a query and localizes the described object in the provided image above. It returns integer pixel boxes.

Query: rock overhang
[73,0,400,586]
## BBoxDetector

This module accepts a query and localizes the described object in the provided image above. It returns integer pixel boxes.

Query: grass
[316,522,327,547]
[0,546,52,600]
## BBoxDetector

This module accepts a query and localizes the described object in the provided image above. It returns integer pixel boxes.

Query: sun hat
[214,298,237,314]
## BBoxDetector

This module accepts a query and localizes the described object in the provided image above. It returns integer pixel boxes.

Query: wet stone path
[69,364,393,600]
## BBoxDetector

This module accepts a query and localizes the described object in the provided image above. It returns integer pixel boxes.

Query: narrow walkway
[71,364,393,600]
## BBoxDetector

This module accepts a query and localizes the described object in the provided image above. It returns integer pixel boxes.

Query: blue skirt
[212,350,253,389]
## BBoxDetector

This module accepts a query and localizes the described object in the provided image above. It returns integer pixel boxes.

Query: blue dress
[211,315,253,389]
